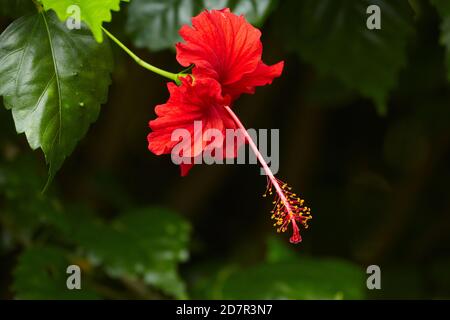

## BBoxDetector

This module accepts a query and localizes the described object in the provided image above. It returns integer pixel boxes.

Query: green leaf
[211,238,365,299]
[0,0,35,18]
[431,0,450,82]
[220,259,365,299]
[0,11,113,181]
[278,0,414,115]
[39,0,130,42]
[125,0,276,51]
[65,207,191,299]
[13,246,99,299]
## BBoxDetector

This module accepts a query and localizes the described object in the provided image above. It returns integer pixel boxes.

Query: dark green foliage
[220,239,365,299]
[13,246,100,299]
[277,0,414,114]
[61,207,191,298]
[0,11,113,181]
[189,238,365,299]
[0,157,191,299]
[126,0,276,51]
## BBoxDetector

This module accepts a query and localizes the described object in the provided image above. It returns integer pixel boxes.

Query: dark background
[1,0,450,299]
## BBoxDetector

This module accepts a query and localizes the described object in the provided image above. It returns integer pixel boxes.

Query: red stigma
[264,177,312,244]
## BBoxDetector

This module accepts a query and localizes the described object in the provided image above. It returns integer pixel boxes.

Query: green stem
[102,27,180,84]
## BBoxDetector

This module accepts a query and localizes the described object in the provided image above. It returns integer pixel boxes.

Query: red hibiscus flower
[147,76,242,176]
[147,8,311,244]
[176,8,284,100]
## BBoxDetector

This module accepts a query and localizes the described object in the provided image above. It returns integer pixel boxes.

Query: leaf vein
[40,12,63,150]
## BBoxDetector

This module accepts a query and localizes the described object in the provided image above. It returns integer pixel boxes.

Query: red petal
[176,9,283,99]
[225,61,285,100]
[147,77,240,175]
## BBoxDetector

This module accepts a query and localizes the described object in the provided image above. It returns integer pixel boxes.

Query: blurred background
[1,0,450,299]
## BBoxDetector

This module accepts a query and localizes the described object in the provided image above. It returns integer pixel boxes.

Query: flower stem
[102,27,180,84]
[223,106,294,216]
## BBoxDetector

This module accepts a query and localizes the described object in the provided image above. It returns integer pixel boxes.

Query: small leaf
[39,0,130,42]
[13,246,99,299]
[0,11,113,181]
[126,0,276,51]
[278,0,414,114]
